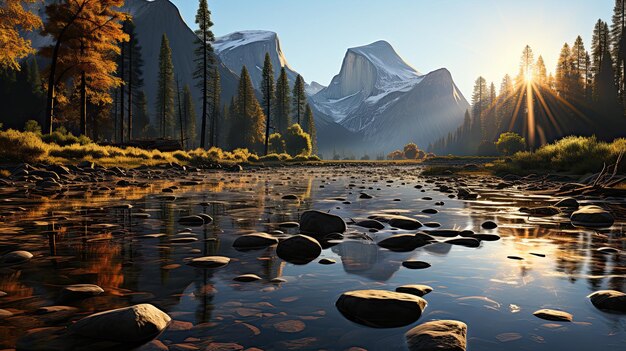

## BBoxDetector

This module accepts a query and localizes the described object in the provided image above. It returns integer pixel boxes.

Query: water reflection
[0,166,624,350]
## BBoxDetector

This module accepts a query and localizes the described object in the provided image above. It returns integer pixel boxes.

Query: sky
[170,0,613,99]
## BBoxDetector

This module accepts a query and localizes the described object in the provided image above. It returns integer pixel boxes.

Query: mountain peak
[214,30,278,54]
[346,40,421,78]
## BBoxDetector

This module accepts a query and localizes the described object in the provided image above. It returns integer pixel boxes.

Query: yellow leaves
[0,0,43,70]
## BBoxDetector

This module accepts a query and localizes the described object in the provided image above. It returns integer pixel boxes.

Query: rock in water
[336,290,427,328]
[187,256,230,268]
[0,250,33,265]
[533,309,573,322]
[396,285,433,297]
[405,320,467,351]
[481,221,497,229]
[299,210,347,235]
[570,206,614,228]
[59,284,104,301]
[276,234,322,264]
[378,234,430,252]
[588,290,626,313]
[388,216,423,230]
[233,233,279,249]
[70,304,171,343]
[555,197,579,209]
[178,215,206,226]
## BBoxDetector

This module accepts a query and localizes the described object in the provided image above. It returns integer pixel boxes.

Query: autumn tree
[261,52,274,155]
[292,74,306,125]
[41,0,128,136]
[156,34,175,138]
[0,0,42,71]
[194,0,216,148]
[274,67,291,135]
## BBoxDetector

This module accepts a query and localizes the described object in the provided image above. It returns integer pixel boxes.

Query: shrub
[496,132,526,156]
[284,124,312,157]
[268,133,286,154]
[403,143,419,159]
[24,120,42,135]
[0,129,48,162]
[387,150,404,160]
[42,127,92,146]
[259,153,291,162]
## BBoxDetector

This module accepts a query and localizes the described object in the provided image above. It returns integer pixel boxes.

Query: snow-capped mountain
[214,30,299,89]
[311,41,469,152]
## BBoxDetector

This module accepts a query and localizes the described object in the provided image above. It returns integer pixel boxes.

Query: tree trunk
[200,14,208,149]
[45,39,64,135]
[80,42,87,136]
[177,80,184,148]
[128,34,133,141]
[264,78,271,155]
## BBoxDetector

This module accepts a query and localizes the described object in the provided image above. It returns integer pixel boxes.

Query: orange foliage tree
[41,0,128,135]
[0,0,42,71]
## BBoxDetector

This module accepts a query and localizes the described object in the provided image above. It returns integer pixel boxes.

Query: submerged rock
[187,256,230,268]
[336,290,427,328]
[395,285,433,297]
[233,233,279,249]
[0,250,33,265]
[299,210,347,235]
[571,206,614,228]
[588,290,626,313]
[533,309,573,322]
[276,234,322,264]
[59,284,104,301]
[405,320,467,351]
[178,215,206,226]
[70,304,171,343]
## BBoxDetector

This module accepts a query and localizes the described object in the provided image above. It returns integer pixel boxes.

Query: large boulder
[571,206,614,228]
[588,290,626,313]
[335,290,427,328]
[0,250,33,265]
[233,233,279,249]
[299,210,346,235]
[276,235,322,264]
[405,320,467,351]
[70,304,171,343]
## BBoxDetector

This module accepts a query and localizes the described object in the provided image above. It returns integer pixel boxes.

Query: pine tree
[0,0,42,71]
[261,52,275,155]
[498,74,514,132]
[302,103,317,154]
[274,67,291,135]
[534,56,547,85]
[556,43,574,99]
[520,45,535,81]
[611,0,626,98]
[122,19,144,141]
[183,85,197,149]
[292,74,306,125]
[571,36,586,97]
[134,90,149,139]
[208,66,221,147]
[592,20,611,77]
[232,66,265,151]
[156,34,175,138]
[194,0,216,149]
[175,79,184,146]
[471,77,488,144]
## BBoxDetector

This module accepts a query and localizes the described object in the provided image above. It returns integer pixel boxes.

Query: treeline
[0,0,317,157]
[429,0,626,155]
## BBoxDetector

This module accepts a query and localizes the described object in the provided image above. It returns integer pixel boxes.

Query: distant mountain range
[26,0,470,157]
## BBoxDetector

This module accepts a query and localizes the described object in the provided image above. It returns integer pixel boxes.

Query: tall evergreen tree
[556,43,574,99]
[261,52,275,155]
[208,66,221,147]
[274,67,291,135]
[302,103,317,154]
[231,66,265,151]
[134,90,149,139]
[122,19,144,141]
[156,34,175,138]
[571,36,587,97]
[611,0,626,98]
[592,20,611,77]
[292,74,306,125]
[520,45,535,81]
[183,85,197,149]
[534,56,547,85]
[194,0,216,148]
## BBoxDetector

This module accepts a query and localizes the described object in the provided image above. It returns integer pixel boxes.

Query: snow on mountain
[305,81,326,96]
[311,40,469,152]
[214,30,298,89]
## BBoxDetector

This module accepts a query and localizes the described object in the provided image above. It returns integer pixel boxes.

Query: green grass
[490,136,626,175]
[0,129,321,168]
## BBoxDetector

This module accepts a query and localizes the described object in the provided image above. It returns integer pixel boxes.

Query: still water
[0,166,625,350]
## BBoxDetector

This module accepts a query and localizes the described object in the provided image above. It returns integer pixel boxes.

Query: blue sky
[170,0,613,98]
